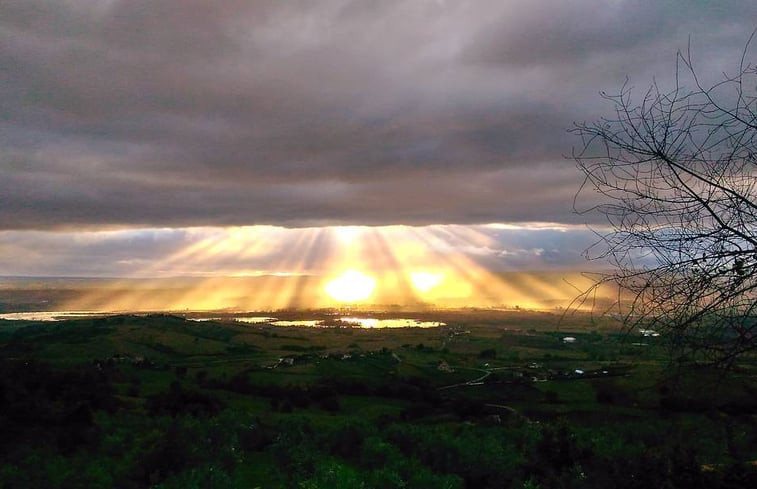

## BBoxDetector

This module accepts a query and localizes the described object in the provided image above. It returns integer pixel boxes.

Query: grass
[0,310,667,384]
[3,309,757,466]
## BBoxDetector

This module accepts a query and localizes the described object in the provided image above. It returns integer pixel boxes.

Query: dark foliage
[146,381,224,417]
[0,360,115,455]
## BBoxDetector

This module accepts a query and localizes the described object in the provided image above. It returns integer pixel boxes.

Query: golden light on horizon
[323,269,376,303]
[334,226,365,244]
[60,224,616,312]
[409,271,444,293]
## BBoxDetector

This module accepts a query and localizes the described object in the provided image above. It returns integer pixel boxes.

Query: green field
[2,310,757,488]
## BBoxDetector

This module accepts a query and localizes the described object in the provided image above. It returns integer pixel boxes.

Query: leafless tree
[572,33,757,368]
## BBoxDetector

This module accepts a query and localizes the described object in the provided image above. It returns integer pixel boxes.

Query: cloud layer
[2,0,755,229]
[0,225,600,277]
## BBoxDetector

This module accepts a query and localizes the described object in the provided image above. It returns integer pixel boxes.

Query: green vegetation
[2,310,757,488]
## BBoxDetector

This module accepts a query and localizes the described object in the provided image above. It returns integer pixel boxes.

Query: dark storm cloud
[2,0,756,229]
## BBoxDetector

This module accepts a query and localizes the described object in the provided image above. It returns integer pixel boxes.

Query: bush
[479,348,497,359]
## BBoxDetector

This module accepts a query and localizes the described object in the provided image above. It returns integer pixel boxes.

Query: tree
[572,33,757,368]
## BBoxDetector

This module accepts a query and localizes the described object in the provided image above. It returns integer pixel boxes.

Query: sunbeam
[61,224,613,312]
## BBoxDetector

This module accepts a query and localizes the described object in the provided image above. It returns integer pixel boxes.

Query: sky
[1,0,756,282]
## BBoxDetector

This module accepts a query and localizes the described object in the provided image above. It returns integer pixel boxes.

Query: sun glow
[58,224,615,312]
[409,271,444,293]
[334,226,365,244]
[324,269,376,303]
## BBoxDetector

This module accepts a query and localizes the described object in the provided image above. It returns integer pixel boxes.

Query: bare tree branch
[571,32,757,367]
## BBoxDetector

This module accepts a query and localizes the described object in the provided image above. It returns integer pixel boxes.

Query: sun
[409,271,444,293]
[324,269,376,303]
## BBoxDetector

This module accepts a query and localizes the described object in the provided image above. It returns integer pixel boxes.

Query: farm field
[2,309,757,488]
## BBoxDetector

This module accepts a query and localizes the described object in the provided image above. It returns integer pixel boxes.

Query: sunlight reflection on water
[0,311,106,321]
[234,316,278,324]
[270,320,323,327]
[0,312,445,329]
[339,317,444,328]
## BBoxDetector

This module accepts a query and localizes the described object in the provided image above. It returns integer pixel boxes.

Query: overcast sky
[1,1,755,276]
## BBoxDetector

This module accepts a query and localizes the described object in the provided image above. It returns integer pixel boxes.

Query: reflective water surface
[1,312,445,329]
[339,317,444,328]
